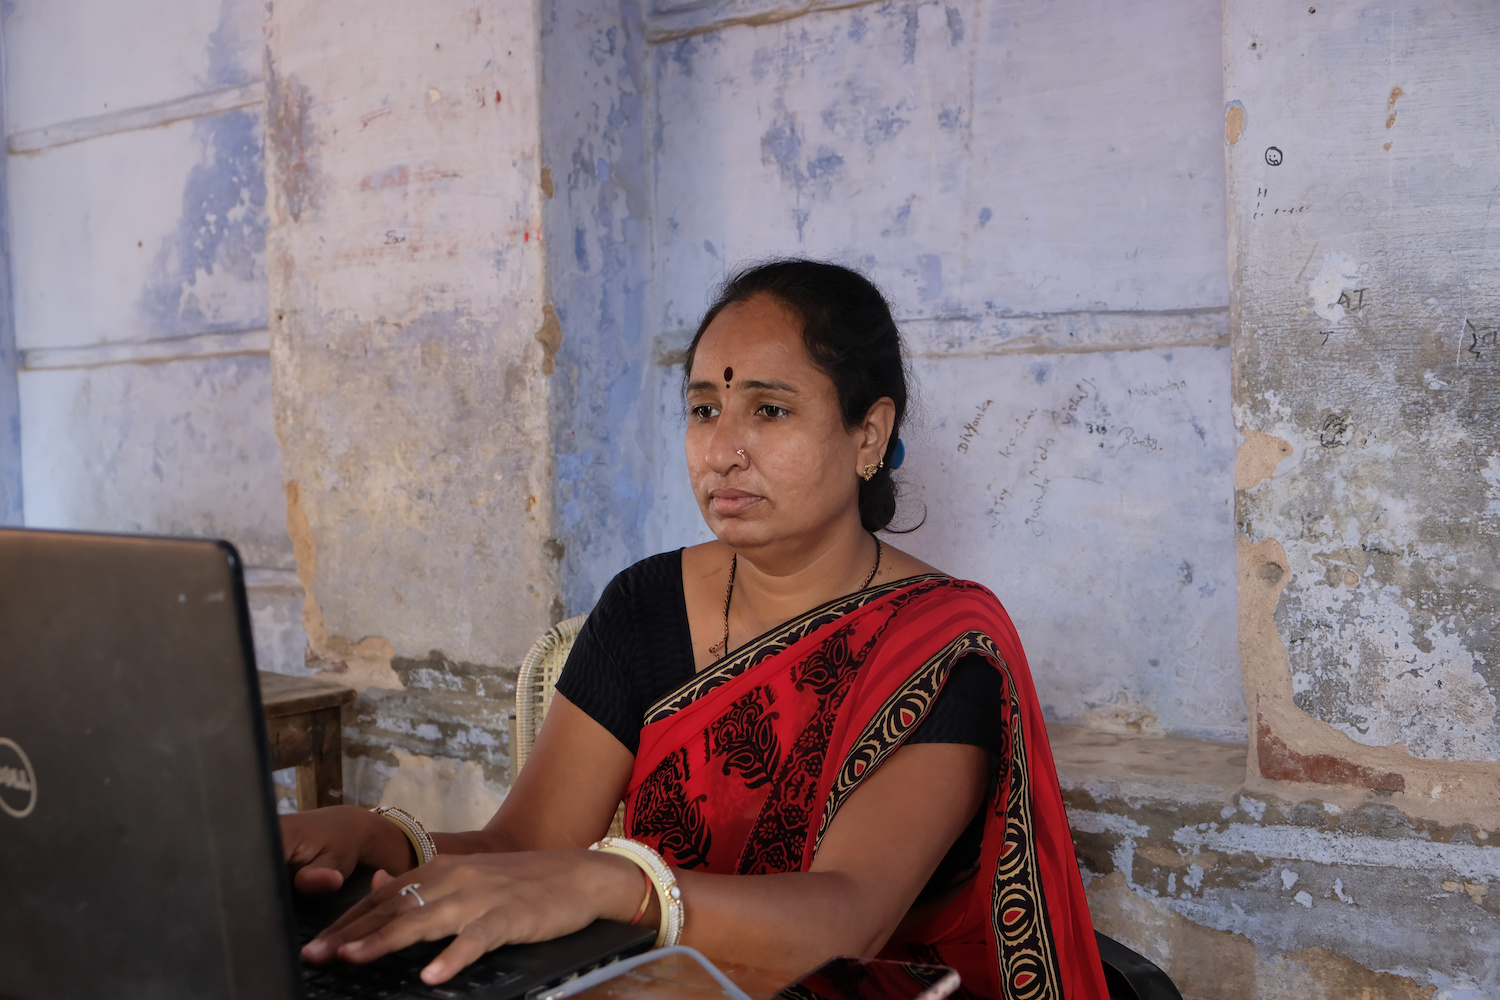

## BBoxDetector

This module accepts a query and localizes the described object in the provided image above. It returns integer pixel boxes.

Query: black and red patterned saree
[620,575,1108,1000]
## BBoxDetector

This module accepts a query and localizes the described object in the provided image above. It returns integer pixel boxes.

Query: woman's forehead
[690,296,812,378]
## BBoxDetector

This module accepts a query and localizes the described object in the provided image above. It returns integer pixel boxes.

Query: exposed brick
[1257,718,1405,793]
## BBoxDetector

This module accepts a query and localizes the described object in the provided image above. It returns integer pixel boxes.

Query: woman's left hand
[300,849,649,985]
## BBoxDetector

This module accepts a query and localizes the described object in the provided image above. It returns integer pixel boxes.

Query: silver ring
[399,883,427,908]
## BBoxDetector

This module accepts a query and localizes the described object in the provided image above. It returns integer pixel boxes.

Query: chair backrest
[514,614,588,776]
[1095,932,1183,1000]
[514,614,625,837]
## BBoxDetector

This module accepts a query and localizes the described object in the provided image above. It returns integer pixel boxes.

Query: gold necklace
[709,537,882,660]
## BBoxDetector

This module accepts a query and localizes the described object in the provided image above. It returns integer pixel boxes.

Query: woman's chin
[704,510,773,548]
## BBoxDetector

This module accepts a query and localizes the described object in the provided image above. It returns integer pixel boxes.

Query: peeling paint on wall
[265,69,320,224]
[141,107,268,335]
[374,750,505,834]
[1224,101,1246,146]
[1053,725,1497,997]
[535,304,562,376]
[652,0,1228,329]
[1235,430,1292,491]
[1230,1,1500,791]
[283,480,402,691]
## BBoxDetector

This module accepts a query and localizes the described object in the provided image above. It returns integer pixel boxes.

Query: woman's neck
[728,517,878,638]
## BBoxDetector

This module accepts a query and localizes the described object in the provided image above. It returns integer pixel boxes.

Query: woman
[284,260,1108,1000]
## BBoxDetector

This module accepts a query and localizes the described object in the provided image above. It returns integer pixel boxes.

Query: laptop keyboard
[296,915,527,1000]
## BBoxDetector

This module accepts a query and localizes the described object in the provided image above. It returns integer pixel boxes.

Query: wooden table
[258,671,357,811]
[573,951,790,1000]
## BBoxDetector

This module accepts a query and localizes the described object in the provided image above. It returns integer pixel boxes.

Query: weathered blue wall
[5,0,298,669]
[541,0,658,616]
[640,0,1243,743]
[553,6,1247,753]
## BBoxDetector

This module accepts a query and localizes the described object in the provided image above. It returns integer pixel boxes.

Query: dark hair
[683,258,911,533]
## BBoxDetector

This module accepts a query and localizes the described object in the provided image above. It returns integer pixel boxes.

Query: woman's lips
[709,488,763,516]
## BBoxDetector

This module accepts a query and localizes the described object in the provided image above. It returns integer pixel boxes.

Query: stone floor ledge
[1045,724,1498,1000]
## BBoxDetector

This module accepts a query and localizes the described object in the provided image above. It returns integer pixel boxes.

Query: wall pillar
[266,0,558,828]
[1227,0,1500,806]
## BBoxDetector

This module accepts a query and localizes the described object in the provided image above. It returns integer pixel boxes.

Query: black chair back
[1095,932,1183,1000]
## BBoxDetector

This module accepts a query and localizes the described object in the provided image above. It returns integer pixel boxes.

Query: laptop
[0,527,654,1000]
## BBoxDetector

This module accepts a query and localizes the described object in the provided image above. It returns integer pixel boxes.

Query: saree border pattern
[642,574,950,725]
[818,618,1065,1000]
[986,643,1064,1000]
[812,630,976,849]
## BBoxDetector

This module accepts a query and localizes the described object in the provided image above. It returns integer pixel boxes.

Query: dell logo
[0,738,37,818]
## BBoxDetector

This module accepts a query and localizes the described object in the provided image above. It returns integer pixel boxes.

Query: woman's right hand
[281,805,417,895]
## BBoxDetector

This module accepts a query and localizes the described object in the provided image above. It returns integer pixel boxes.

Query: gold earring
[859,460,883,482]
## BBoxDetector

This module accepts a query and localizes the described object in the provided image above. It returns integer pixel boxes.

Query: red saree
[621,576,1108,1000]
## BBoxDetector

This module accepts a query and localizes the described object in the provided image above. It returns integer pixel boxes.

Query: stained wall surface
[4,0,303,673]
[1228,3,1500,792]
[265,0,558,828]
[1059,3,1500,995]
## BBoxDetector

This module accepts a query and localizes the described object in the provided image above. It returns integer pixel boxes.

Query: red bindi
[724,366,733,386]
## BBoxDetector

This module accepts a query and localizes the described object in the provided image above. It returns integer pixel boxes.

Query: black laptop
[0,527,654,1000]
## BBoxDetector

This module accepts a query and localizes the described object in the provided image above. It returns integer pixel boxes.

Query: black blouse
[555,550,1004,896]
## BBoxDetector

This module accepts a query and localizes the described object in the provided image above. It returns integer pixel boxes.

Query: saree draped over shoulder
[622,576,1108,1000]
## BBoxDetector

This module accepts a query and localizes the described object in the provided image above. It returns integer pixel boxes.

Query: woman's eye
[691,404,720,420]
[758,405,789,419]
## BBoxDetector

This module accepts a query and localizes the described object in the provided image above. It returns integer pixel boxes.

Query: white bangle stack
[589,837,684,948]
[371,805,437,866]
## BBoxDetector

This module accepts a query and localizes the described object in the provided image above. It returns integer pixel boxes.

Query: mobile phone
[775,956,961,1000]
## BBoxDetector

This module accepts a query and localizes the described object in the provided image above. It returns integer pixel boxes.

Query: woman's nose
[703,416,750,472]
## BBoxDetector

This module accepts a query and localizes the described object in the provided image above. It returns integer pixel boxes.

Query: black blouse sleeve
[553,551,695,756]
[553,574,640,753]
[906,652,1007,899]
[906,652,1006,760]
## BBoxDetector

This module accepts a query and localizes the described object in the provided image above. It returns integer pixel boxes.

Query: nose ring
[736,449,746,459]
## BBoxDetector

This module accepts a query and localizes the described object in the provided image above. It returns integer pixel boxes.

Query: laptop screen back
[0,529,298,1000]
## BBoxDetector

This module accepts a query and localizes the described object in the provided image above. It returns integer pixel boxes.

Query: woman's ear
[859,397,897,459]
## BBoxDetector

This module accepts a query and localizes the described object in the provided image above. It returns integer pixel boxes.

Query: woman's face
[685,294,883,552]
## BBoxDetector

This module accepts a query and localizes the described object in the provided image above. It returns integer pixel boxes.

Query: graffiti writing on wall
[1461,319,1498,362]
